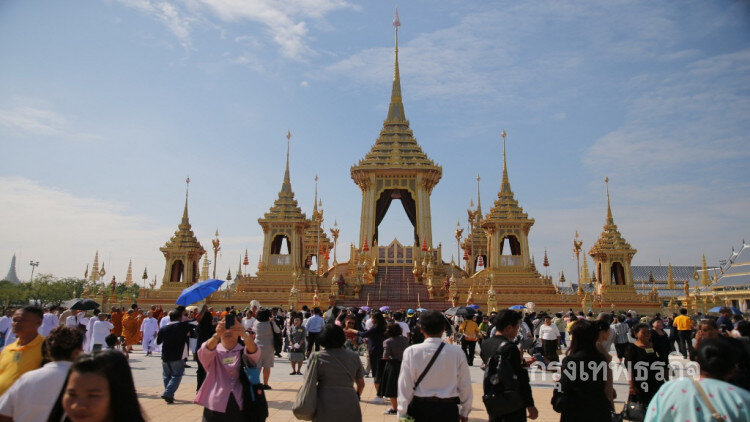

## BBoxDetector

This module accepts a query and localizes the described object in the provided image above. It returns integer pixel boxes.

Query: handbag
[292,352,319,420]
[482,341,524,418]
[239,351,269,422]
[622,395,645,421]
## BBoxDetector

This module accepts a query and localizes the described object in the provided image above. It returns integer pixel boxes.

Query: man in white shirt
[84,309,100,351]
[140,311,159,355]
[0,326,84,422]
[0,311,13,352]
[38,306,59,337]
[90,313,114,351]
[393,311,411,341]
[397,310,472,422]
[538,315,561,365]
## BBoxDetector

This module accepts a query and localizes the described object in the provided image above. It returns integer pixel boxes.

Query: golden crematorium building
[129,21,664,314]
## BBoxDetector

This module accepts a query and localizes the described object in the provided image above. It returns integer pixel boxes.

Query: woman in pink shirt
[194,317,261,421]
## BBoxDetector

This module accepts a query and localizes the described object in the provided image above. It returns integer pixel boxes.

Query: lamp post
[330,221,340,266]
[573,232,582,294]
[455,222,463,271]
[29,261,39,283]
[212,229,221,279]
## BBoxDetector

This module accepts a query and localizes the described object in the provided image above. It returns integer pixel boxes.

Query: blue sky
[1,0,748,287]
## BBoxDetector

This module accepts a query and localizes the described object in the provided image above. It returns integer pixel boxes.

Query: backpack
[482,341,524,417]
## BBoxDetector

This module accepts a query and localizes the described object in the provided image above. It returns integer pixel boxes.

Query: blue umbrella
[416,308,427,312]
[379,306,390,312]
[708,306,743,315]
[509,305,526,310]
[467,304,480,310]
[360,306,370,312]
[176,279,224,306]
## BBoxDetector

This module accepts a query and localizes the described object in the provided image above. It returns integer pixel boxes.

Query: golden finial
[386,7,405,123]
[604,176,613,225]
[476,174,482,216]
[500,130,511,194]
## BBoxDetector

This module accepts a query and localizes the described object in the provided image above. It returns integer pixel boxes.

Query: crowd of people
[0,302,747,421]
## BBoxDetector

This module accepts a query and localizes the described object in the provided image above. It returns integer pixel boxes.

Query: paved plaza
[128,345,668,422]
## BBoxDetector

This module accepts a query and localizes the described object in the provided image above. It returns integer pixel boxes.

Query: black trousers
[408,396,459,422]
[202,394,242,422]
[542,339,558,364]
[460,339,477,365]
[677,330,695,360]
[306,332,321,355]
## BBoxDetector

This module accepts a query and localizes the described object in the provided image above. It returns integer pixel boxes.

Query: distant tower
[3,254,21,283]
[589,177,636,287]
[160,178,205,286]
[257,133,309,274]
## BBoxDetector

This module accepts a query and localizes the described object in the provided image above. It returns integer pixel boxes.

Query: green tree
[0,280,28,309]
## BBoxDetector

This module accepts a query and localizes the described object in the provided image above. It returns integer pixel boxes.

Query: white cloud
[300,80,309,87]
[118,0,354,60]
[0,100,100,141]
[117,0,194,49]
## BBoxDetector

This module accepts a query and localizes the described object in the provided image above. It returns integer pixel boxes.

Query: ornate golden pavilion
[129,18,663,314]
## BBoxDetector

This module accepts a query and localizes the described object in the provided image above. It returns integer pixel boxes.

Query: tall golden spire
[313,174,319,217]
[281,131,292,195]
[124,259,133,286]
[667,262,675,289]
[476,175,482,218]
[500,129,512,195]
[180,177,191,230]
[605,176,614,226]
[700,253,711,286]
[262,131,305,221]
[386,7,405,124]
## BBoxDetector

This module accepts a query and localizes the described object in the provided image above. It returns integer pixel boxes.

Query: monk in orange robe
[110,307,123,336]
[121,309,140,353]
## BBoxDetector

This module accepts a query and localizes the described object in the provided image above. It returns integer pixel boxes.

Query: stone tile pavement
[131,346,674,422]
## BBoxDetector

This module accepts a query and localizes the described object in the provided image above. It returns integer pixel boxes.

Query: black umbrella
[70,298,100,311]
[445,306,476,318]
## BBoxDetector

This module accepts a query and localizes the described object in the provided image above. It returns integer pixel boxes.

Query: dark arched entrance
[170,260,184,282]
[374,189,418,245]
[611,262,626,285]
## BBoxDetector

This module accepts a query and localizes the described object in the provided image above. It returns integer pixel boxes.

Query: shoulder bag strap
[413,342,446,390]
[327,351,356,383]
[691,379,723,422]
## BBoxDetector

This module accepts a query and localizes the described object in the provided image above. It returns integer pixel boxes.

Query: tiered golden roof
[260,139,306,223]
[351,25,441,189]
[483,133,534,225]
[160,195,205,256]
[589,178,635,257]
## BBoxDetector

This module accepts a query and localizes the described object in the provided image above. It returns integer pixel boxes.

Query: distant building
[3,254,21,284]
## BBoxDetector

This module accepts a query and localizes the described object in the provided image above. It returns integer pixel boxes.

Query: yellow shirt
[0,334,45,396]
[673,315,693,331]
[459,320,480,341]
